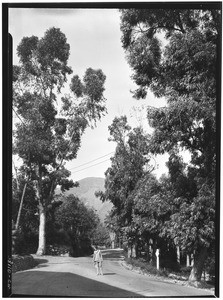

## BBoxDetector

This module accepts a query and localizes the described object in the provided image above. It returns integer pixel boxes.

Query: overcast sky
[9,7,169,181]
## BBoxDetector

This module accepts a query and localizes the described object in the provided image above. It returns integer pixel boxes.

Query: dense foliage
[54,195,99,256]
[91,223,111,248]
[97,8,219,282]
[97,116,153,255]
[13,27,107,255]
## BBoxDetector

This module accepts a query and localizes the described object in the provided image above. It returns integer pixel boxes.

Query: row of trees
[97,8,219,282]
[12,27,108,255]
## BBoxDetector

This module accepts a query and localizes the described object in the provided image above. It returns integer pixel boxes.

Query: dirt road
[12,249,214,297]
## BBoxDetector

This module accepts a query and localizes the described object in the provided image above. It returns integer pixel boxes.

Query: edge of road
[119,260,215,294]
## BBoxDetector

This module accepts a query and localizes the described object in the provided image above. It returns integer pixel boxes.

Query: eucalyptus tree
[97,116,152,257]
[13,27,107,255]
[120,8,220,281]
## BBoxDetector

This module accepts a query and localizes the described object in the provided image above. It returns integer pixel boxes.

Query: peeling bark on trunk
[35,165,47,256]
[36,204,46,256]
[189,247,208,282]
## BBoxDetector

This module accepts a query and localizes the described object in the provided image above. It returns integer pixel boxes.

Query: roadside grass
[124,257,215,290]
[125,257,194,280]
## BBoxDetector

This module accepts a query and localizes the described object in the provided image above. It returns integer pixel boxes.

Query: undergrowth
[125,257,168,277]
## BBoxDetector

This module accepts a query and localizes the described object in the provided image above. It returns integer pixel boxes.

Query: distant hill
[58,177,113,223]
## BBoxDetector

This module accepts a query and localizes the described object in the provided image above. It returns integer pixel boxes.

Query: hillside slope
[61,177,113,223]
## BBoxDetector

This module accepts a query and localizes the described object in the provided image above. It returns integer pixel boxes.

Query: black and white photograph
[2,2,221,298]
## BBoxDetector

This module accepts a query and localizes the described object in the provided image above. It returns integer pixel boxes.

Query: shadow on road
[12,270,142,297]
[34,258,48,264]
[33,258,48,269]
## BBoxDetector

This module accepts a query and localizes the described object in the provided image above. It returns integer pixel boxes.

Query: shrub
[46,244,71,256]
[12,255,36,273]
[180,266,192,275]
[13,230,38,255]
[126,257,168,277]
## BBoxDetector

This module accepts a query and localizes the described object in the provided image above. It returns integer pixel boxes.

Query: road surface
[12,249,214,297]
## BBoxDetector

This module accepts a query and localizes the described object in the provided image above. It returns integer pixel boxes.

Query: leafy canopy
[119,8,219,277]
[13,27,107,200]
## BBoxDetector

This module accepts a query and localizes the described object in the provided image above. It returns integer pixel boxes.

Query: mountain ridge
[58,177,112,223]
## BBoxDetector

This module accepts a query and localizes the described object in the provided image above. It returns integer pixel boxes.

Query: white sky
[9,7,169,181]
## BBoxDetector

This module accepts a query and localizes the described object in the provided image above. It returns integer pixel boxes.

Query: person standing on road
[93,246,103,275]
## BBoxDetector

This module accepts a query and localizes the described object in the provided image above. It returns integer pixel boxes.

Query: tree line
[97,8,219,283]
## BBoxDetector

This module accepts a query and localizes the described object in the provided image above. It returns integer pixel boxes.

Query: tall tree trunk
[127,244,132,258]
[152,239,157,265]
[131,242,137,258]
[36,202,46,256]
[15,180,28,231]
[176,246,180,264]
[35,165,46,256]
[189,247,208,282]
[186,254,190,267]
